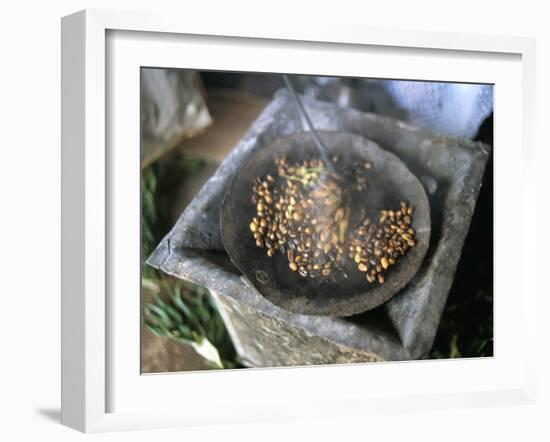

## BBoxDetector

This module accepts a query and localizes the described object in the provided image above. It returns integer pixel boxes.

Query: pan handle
[282,74,336,174]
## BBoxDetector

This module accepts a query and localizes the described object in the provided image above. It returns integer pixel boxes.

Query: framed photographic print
[61,9,536,433]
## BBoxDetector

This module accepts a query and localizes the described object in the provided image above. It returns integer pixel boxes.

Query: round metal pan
[221,131,430,317]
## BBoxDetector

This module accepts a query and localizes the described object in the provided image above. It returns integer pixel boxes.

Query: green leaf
[449,334,462,359]
[177,324,193,340]
[146,324,167,337]
[145,304,173,329]
[194,295,211,325]
[172,283,182,300]
[154,294,183,324]
[173,292,206,336]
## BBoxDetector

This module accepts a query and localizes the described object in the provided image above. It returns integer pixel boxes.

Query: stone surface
[148,89,490,364]
[141,69,212,167]
[211,290,384,366]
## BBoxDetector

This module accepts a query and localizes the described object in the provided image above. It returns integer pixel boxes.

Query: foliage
[430,289,493,359]
[143,278,241,369]
[141,154,241,369]
[141,166,159,278]
[430,130,493,359]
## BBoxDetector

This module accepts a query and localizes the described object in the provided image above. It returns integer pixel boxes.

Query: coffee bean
[250,158,417,284]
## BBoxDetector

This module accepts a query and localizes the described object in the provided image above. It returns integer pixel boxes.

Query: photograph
[140,68,493,372]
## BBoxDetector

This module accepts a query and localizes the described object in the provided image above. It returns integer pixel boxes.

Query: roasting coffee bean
[249,158,417,285]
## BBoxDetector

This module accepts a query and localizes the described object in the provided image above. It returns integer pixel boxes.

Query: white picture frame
[61,9,537,433]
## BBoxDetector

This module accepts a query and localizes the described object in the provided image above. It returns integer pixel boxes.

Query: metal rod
[283,75,335,173]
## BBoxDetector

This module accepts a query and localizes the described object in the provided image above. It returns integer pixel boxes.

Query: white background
[108,29,524,417]
[0,0,548,441]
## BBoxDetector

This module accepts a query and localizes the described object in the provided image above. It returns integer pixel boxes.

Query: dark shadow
[34,407,61,423]
[430,113,494,358]
[344,303,400,341]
